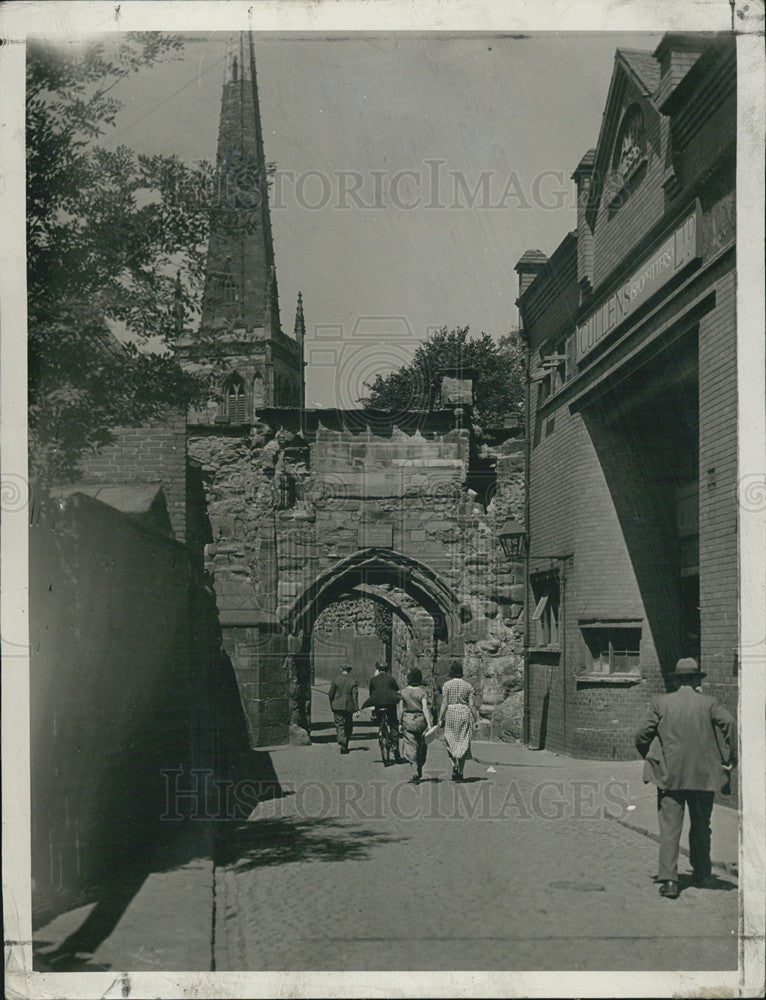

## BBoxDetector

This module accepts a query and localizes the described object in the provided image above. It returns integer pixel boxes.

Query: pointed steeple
[199,32,281,336]
[293,291,306,412]
[293,291,305,341]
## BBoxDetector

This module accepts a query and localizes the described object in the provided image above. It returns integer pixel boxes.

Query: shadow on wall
[577,342,698,683]
[30,492,283,969]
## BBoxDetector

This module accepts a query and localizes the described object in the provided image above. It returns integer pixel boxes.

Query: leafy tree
[27,34,213,482]
[360,326,524,427]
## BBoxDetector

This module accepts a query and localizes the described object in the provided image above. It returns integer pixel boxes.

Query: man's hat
[671,657,706,678]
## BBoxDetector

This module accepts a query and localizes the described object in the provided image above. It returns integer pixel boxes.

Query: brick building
[515,34,736,760]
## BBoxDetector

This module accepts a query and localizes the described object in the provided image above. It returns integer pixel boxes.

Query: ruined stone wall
[274,422,471,610]
[187,414,526,743]
[482,437,526,739]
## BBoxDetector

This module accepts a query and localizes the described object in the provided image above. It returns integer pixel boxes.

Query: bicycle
[372,707,401,766]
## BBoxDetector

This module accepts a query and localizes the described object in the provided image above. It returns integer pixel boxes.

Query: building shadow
[33,818,214,971]
[33,628,286,971]
[310,731,379,744]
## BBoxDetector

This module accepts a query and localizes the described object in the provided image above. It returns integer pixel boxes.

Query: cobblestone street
[213,686,738,972]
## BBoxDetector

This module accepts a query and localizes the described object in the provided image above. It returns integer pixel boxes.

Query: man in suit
[635,657,736,899]
[327,665,359,754]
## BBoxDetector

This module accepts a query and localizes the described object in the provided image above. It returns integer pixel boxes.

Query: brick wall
[590,76,666,292]
[520,37,737,763]
[698,267,738,716]
[79,409,188,541]
[29,492,199,923]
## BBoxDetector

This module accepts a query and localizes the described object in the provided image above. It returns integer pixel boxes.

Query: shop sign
[576,210,701,363]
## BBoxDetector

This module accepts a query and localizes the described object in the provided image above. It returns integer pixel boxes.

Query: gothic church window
[253,371,265,408]
[225,376,247,423]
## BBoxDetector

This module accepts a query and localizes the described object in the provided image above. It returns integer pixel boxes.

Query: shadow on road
[214,817,407,872]
[310,731,379,744]
[33,819,214,972]
[33,653,288,972]
[677,873,737,893]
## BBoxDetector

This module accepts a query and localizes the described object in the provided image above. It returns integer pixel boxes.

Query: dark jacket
[328,671,359,713]
[634,685,735,792]
[362,672,400,709]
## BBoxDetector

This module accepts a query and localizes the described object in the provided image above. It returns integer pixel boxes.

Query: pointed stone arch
[252,370,265,408]
[281,548,471,737]
[284,547,469,639]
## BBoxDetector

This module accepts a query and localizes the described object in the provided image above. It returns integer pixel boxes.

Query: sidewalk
[470,738,738,875]
[33,829,215,972]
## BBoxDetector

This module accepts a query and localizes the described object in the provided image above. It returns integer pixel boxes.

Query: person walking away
[634,657,736,899]
[398,668,433,783]
[361,662,401,761]
[327,665,359,754]
[438,661,477,782]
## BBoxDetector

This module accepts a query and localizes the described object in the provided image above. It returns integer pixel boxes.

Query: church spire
[199,32,281,336]
[293,290,305,341]
[293,291,306,413]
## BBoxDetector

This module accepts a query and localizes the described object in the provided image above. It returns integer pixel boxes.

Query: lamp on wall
[499,520,527,561]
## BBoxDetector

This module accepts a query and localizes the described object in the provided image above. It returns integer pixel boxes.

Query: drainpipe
[522,330,532,746]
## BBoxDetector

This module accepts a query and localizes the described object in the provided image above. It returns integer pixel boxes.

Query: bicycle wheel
[379,723,391,766]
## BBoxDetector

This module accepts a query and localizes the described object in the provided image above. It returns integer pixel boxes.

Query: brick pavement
[213,685,738,972]
[32,683,739,973]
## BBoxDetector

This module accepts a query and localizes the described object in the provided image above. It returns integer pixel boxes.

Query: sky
[99,31,664,407]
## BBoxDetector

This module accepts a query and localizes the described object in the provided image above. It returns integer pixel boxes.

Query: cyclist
[361,662,401,761]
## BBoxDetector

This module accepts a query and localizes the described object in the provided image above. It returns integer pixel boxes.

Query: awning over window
[579,620,642,629]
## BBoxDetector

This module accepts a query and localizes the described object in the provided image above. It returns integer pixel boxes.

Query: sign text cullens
[576,211,701,364]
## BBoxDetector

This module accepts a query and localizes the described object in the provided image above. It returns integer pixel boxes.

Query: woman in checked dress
[438,661,477,782]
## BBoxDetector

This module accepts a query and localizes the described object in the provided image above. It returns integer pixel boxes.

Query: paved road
[213,686,738,972]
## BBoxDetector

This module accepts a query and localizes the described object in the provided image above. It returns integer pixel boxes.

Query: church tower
[177,32,303,423]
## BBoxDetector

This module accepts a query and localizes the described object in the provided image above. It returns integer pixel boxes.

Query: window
[536,339,567,404]
[531,574,560,648]
[252,371,265,408]
[225,377,246,423]
[537,373,552,407]
[581,623,641,675]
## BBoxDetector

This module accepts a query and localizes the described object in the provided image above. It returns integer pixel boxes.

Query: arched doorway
[282,548,470,738]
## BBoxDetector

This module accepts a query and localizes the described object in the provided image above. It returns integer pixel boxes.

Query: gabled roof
[585,47,661,229]
[617,48,661,96]
[49,482,174,537]
[572,148,596,181]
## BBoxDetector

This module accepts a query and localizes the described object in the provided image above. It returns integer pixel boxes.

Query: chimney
[514,250,548,300]
[572,149,596,297]
[653,33,709,112]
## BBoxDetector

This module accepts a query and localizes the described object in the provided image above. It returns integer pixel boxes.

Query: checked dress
[441,677,474,772]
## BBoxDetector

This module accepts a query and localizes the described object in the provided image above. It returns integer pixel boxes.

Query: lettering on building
[576,210,701,364]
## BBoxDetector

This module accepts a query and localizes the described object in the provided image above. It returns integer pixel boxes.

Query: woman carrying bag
[438,660,477,782]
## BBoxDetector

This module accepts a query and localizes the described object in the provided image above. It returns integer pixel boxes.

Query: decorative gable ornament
[614,105,645,180]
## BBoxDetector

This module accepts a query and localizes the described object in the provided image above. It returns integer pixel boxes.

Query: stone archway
[282,547,470,739]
